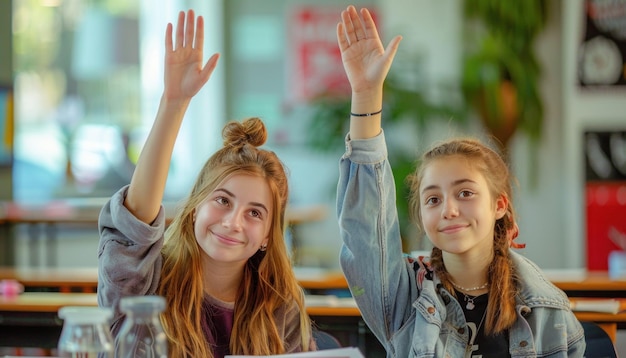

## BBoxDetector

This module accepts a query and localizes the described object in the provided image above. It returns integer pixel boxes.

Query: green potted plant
[306,54,467,250]
[461,0,549,164]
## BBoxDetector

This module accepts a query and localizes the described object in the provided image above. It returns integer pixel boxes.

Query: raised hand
[163,9,220,101]
[336,6,401,94]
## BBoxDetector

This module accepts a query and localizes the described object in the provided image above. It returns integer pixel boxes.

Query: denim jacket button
[519,340,528,347]
[427,306,436,314]
[457,327,465,334]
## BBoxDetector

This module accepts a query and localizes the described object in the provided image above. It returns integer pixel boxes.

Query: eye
[458,190,474,199]
[424,196,440,206]
[215,196,230,206]
[249,209,263,219]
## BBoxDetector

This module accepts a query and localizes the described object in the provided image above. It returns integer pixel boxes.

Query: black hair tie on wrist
[350,109,382,117]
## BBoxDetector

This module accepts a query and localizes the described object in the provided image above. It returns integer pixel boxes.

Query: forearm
[125,96,191,223]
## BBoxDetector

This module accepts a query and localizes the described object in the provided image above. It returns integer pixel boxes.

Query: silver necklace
[463,293,478,310]
[451,280,489,292]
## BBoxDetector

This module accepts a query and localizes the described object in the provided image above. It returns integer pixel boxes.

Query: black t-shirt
[456,290,510,358]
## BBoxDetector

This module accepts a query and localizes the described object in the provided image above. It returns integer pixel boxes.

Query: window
[12,0,223,203]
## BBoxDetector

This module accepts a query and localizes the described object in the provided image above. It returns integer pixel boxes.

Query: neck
[442,249,492,293]
[201,258,244,302]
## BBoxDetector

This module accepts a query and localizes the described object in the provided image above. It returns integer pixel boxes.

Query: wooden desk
[3,266,624,299]
[0,263,340,295]
[3,266,621,299]
[0,267,99,293]
[546,270,626,298]
[297,269,626,305]
[0,292,98,312]
[1,293,623,354]
[295,268,348,291]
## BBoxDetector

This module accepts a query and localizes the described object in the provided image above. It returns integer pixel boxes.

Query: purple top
[202,295,234,357]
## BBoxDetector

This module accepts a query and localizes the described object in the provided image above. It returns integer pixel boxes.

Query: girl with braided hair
[334,5,584,357]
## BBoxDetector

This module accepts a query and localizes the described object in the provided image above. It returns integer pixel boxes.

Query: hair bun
[222,117,267,148]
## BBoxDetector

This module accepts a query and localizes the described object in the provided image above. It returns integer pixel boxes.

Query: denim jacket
[337,131,586,357]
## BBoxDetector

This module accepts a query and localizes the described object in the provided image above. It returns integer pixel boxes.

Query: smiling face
[193,174,273,266]
[419,155,507,257]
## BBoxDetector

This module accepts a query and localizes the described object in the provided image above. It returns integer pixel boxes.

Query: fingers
[195,15,204,50]
[164,23,173,52]
[384,35,403,63]
[171,9,203,50]
[348,6,366,42]
[338,6,379,46]
[185,9,195,48]
[175,11,185,49]
[340,7,357,45]
[360,8,380,43]
[200,53,220,82]
[336,22,349,52]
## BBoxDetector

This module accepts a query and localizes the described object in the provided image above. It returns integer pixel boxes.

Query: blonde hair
[407,138,523,335]
[156,117,312,357]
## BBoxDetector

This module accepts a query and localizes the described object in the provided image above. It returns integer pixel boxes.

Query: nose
[441,197,459,219]
[222,209,243,231]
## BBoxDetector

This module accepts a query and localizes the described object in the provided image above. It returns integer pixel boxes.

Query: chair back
[312,330,342,350]
[582,321,618,358]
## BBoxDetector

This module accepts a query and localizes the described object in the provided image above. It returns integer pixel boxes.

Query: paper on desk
[226,347,364,358]
[570,299,622,314]
[304,295,357,308]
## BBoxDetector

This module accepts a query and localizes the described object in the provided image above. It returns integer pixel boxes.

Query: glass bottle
[57,306,114,358]
[116,295,168,358]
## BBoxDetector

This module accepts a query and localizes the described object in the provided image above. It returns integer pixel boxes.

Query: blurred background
[0,0,625,274]
[1,0,626,354]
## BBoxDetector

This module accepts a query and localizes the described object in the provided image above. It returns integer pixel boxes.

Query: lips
[439,224,468,234]
[212,231,243,245]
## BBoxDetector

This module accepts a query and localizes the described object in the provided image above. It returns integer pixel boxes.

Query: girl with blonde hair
[98,10,313,357]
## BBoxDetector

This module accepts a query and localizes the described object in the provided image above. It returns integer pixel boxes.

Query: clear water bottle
[116,295,168,358]
[57,306,114,358]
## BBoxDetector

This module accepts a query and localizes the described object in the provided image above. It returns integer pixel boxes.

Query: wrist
[160,95,191,109]
[350,90,383,117]
[350,109,382,117]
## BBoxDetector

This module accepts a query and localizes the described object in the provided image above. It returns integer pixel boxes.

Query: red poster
[586,182,626,270]
[584,131,626,270]
[288,6,378,102]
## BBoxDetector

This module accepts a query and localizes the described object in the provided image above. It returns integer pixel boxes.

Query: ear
[495,194,508,219]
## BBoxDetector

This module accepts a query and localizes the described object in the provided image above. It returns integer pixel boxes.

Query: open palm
[337,6,400,94]
[164,10,219,101]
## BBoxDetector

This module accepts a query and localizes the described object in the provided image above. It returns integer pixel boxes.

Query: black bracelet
[350,109,382,117]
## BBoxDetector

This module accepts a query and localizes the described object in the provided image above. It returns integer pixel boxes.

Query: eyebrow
[421,178,478,195]
[214,188,269,214]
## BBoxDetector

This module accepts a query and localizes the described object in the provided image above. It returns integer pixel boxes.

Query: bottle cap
[58,306,113,324]
[120,295,166,314]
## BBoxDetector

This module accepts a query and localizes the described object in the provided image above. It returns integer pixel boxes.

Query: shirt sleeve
[97,185,166,334]
[336,130,419,343]
[278,285,318,352]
